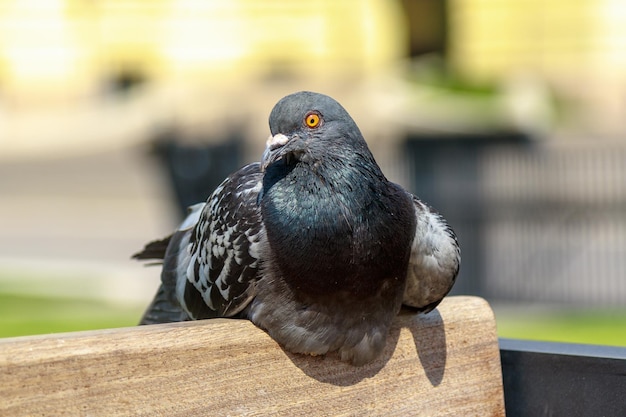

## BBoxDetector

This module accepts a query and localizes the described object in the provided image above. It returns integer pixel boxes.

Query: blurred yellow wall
[0,0,406,105]
[450,0,597,80]
[450,0,626,133]
[2,0,625,135]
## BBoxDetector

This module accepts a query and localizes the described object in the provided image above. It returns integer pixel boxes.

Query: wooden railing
[0,296,505,416]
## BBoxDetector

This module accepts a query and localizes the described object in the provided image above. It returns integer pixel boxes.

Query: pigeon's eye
[304,112,321,128]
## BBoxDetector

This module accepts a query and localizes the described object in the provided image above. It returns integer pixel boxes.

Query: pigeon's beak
[261,133,306,172]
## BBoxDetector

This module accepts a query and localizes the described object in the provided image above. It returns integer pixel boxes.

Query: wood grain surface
[0,296,505,416]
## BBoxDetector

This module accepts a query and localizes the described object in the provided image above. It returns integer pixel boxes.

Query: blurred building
[0,0,410,160]
[1,0,625,142]
[0,0,405,100]
[449,0,626,135]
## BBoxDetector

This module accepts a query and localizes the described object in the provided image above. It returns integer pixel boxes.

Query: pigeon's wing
[403,195,460,313]
[176,163,265,320]
[135,163,265,324]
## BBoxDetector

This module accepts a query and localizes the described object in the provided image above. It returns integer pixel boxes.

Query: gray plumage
[134,91,460,365]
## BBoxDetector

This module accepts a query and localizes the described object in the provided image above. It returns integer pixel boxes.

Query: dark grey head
[261,91,375,172]
[269,91,360,136]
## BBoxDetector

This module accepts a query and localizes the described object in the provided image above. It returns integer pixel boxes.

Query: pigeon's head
[261,91,371,172]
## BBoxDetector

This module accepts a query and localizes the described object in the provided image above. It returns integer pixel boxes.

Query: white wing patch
[178,203,206,231]
[404,197,460,311]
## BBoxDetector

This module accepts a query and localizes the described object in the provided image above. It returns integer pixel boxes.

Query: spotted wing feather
[178,163,265,319]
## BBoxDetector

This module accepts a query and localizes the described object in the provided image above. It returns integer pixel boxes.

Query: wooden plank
[0,296,504,416]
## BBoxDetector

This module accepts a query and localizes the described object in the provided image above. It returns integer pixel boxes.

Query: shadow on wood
[0,296,504,416]
[281,308,448,388]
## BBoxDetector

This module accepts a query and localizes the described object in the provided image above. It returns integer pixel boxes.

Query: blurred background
[1,0,625,345]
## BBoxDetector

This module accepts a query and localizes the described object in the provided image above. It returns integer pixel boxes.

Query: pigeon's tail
[139,284,191,324]
[132,236,171,261]
[132,202,207,261]
[138,229,193,325]
[135,203,206,325]
[134,234,190,324]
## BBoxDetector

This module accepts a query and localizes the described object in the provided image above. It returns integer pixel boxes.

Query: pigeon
[134,91,460,366]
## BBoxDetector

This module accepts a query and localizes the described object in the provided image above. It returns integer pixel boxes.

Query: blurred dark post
[151,130,244,218]
[403,133,529,297]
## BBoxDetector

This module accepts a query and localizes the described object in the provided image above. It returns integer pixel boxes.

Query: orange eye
[305,112,321,128]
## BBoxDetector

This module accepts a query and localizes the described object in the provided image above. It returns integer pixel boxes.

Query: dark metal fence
[404,135,626,306]
[500,338,626,416]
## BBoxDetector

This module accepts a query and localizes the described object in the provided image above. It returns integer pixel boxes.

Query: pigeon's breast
[262,169,355,269]
[260,164,414,296]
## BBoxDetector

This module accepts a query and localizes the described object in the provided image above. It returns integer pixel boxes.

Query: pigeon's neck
[262,159,383,236]
[261,160,415,297]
